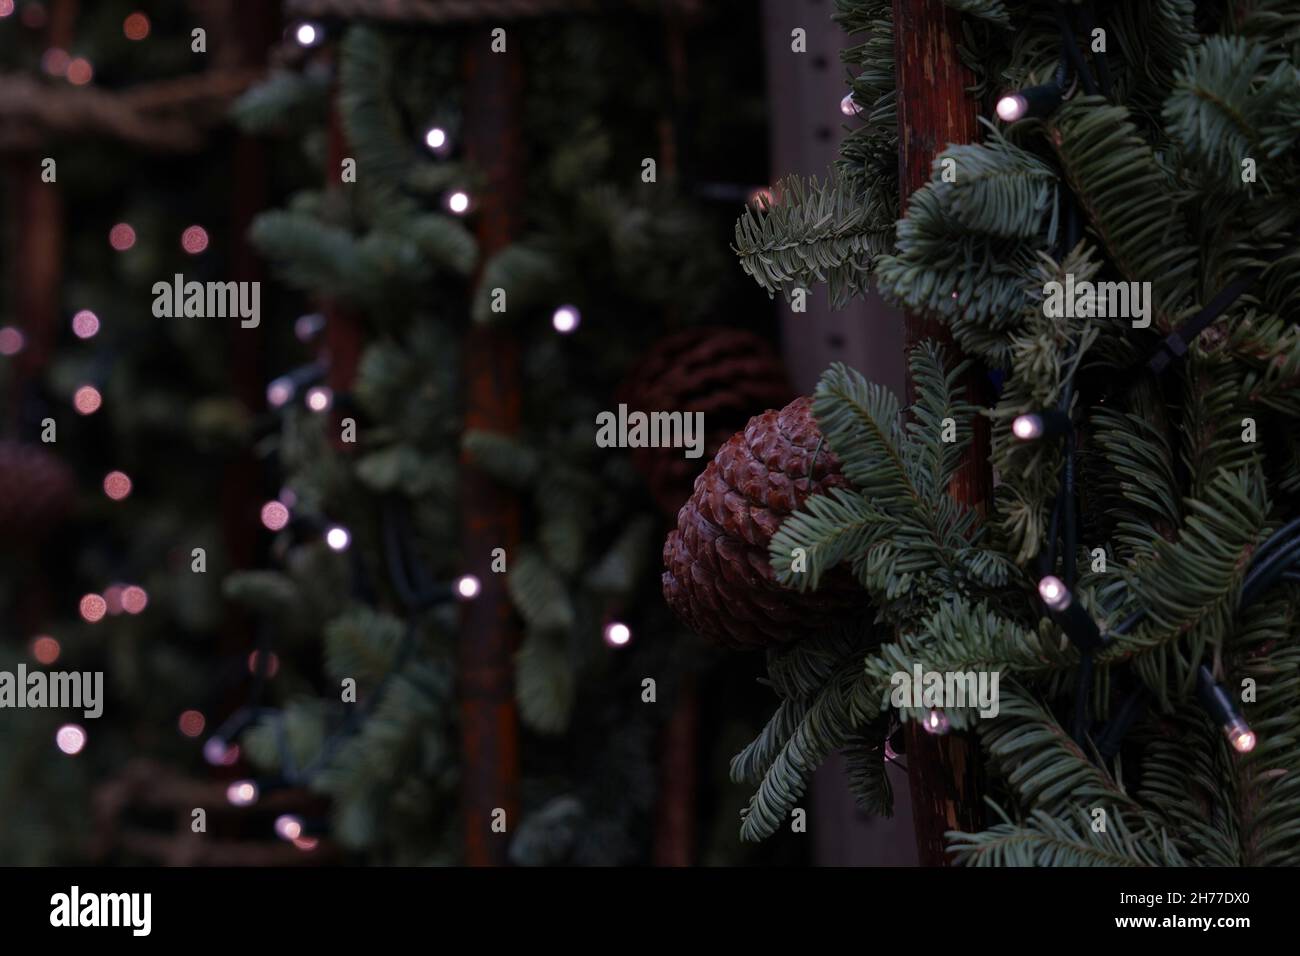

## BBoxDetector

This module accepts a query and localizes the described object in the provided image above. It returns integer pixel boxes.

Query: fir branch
[732,174,892,308]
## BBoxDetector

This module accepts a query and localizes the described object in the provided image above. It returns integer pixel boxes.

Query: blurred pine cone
[0,441,76,541]
[662,396,866,649]
[619,327,791,516]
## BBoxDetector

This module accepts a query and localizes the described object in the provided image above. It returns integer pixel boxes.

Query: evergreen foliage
[228,13,769,864]
[732,0,1300,864]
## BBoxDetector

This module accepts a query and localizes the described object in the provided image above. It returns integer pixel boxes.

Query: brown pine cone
[0,441,76,542]
[619,327,792,516]
[662,395,866,649]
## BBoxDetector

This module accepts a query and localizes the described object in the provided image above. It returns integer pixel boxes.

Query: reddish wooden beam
[893,0,989,866]
[458,40,524,868]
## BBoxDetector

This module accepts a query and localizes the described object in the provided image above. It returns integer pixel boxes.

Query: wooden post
[458,39,524,868]
[893,0,988,866]
[7,0,77,403]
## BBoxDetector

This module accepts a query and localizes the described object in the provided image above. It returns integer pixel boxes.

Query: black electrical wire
[1052,2,1098,96]
[1078,2,1113,99]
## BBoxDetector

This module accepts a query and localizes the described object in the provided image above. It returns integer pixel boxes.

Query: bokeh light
[79,594,108,623]
[305,385,333,412]
[294,313,326,342]
[74,385,102,415]
[122,585,149,614]
[30,635,61,665]
[109,222,136,250]
[123,12,150,40]
[56,724,87,755]
[181,225,209,254]
[267,377,294,408]
[260,501,290,531]
[72,309,99,339]
[275,814,304,841]
[325,526,351,552]
[178,710,206,737]
[455,574,481,600]
[603,621,632,647]
[103,470,133,501]
[0,327,23,356]
[226,780,259,807]
[66,57,93,86]
[551,305,581,334]
[41,48,70,77]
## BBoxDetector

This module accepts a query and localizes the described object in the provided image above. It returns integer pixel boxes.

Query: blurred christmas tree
[219,1,795,865]
[0,0,264,863]
[1,0,801,866]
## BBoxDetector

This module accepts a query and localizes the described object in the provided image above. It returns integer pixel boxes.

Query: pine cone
[662,396,866,649]
[0,441,76,541]
[619,327,791,516]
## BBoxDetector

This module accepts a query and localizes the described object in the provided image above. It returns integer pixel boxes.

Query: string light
[203,737,239,766]
[66,57,93,86]
[305,385,333,413]
[56,724,87,755]
[79,594,108,623]
[225,780,259,807]
[72,309,100,339]
[1037,575,1103,650]
[423,126,451,156]
[178,710,206,737]
[274,815,304,841]
[103,470,133,501]
[923,709,950,735]
[181,225,209,255]
[109,223,136,250]
[41,48,70,77]
[325,526,351,552]
[261,501,291,532]
[748,186,774,208]
[1196,666,1256,755]
[267,362,327,408]
[603,621,632,647]
[294,313,326,342]
[30,635,60,665]
[74,385,102,415]
[446,191,471,216]
[551,305,581,334]
[121,585,148,614]
[995,83,1064,122]
[267,378,294,408]
[455,574,482,600]
[123,12,150,40]
[1012,409,1071,441]
[839,92,862,116]
[294,22,322,47]
[0,327,24,356]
